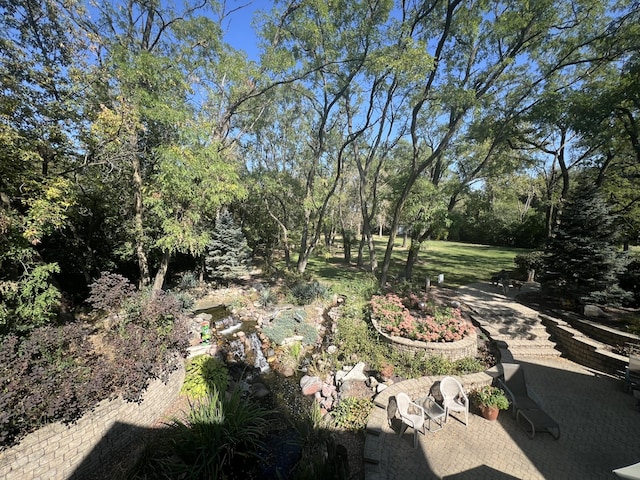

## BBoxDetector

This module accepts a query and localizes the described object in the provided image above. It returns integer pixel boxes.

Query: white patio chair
[440,376,469,426]
[395,392,425,448]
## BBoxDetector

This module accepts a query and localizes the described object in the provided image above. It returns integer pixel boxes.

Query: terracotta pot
[480,405,499,421]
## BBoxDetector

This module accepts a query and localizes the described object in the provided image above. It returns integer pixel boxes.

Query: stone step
[509,346,563,358]
[476,323,552,342]
[363,431,382,465]
[469,307,539,320]
[475,316,542,328]
[489,330,553,342]
[364,406,385,467]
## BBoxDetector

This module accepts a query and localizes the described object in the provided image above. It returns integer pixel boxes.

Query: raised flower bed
[370,293,477,361]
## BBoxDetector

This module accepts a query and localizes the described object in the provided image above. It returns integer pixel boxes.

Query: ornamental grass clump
[370,293,474,342]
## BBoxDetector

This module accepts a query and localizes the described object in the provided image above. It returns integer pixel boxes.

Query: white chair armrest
[408,400,425,418]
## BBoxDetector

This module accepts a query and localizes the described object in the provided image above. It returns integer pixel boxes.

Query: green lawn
[299,237,530,295]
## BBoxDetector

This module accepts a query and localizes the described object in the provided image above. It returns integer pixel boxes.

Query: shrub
[181,355,230,399]
[0,263,61,334]
[262,309,319,345]
[177,271,199,291]
[332,397,373,431]
[370,293,474,342]
[87,272,137,313]
[0,280,190,448]
[289,280,328,305]
[514,251,545,280]
[0,323,105,447]
[106,289,190,402]
[166,387,273,478]
[172,291,195,311]
[453,356,486,374]
[258,287,278,308]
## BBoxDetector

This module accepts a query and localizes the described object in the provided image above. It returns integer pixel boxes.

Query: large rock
[584,304,606,318]
[341,361,368,383]
[300,375,323,396]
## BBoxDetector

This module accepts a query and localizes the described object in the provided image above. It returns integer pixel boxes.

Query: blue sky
[221,0,269,60]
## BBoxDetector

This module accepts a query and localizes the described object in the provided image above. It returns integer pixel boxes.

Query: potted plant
[472,385,510,421]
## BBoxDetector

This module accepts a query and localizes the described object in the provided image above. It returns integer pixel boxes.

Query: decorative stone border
[371,318,478,361]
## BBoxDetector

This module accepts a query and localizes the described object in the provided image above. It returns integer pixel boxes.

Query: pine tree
[205,210,251,284]
[541,180,630,306]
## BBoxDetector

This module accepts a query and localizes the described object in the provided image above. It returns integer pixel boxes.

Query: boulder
[300,375,323,396]
[341,361,368,383]
[584,304,606,318]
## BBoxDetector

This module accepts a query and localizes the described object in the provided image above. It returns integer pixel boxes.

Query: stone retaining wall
[372,319,478,361]
[539,314,628,376]
[566,315,640,350]
[0,364,185,480]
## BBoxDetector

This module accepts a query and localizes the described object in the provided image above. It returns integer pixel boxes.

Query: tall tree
[376,0,629,286]
[541,178,630,306]
[259,0,393,274]
[0,0,88,330]
[73,0,249,292]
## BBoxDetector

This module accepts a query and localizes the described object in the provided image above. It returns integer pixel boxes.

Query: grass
[300,237,529,295]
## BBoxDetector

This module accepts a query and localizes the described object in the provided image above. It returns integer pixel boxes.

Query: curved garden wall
[0,364,185,480]
[539,314,629,376]
[372,319,478,361]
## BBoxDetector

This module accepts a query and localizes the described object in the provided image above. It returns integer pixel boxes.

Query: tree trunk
[404,239,421,281]
[342,229,352,264]
[132,154,150,287]
[152,250,171,294]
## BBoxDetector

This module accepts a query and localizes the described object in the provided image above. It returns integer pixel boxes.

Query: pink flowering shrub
[370,293,474,342]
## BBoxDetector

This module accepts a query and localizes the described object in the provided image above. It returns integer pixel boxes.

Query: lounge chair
[614,461,640,479]
[498,362,560,439]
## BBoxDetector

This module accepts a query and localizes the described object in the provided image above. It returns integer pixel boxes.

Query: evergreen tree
[205,210,251,284]
[541,180,630,306]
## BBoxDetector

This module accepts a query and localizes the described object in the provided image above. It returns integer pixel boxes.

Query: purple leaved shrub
[1,277,190,449]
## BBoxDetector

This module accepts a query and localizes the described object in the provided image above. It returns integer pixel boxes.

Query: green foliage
[165,387,273,478]
[453,356,486,374]
[332,397,373,431]
[471,385,510,410]
[289,280,329,305]
[541,182,631,306]
[177,271,199,291]
[172,291,195,311]
[181,355,230,400]
[262,309,319,346]
[620,260,640,308]
[205,210,252,284]
[0,263,61,335]
[334,303,389,367]
[258,287,278,308]
[514,251,545,278]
